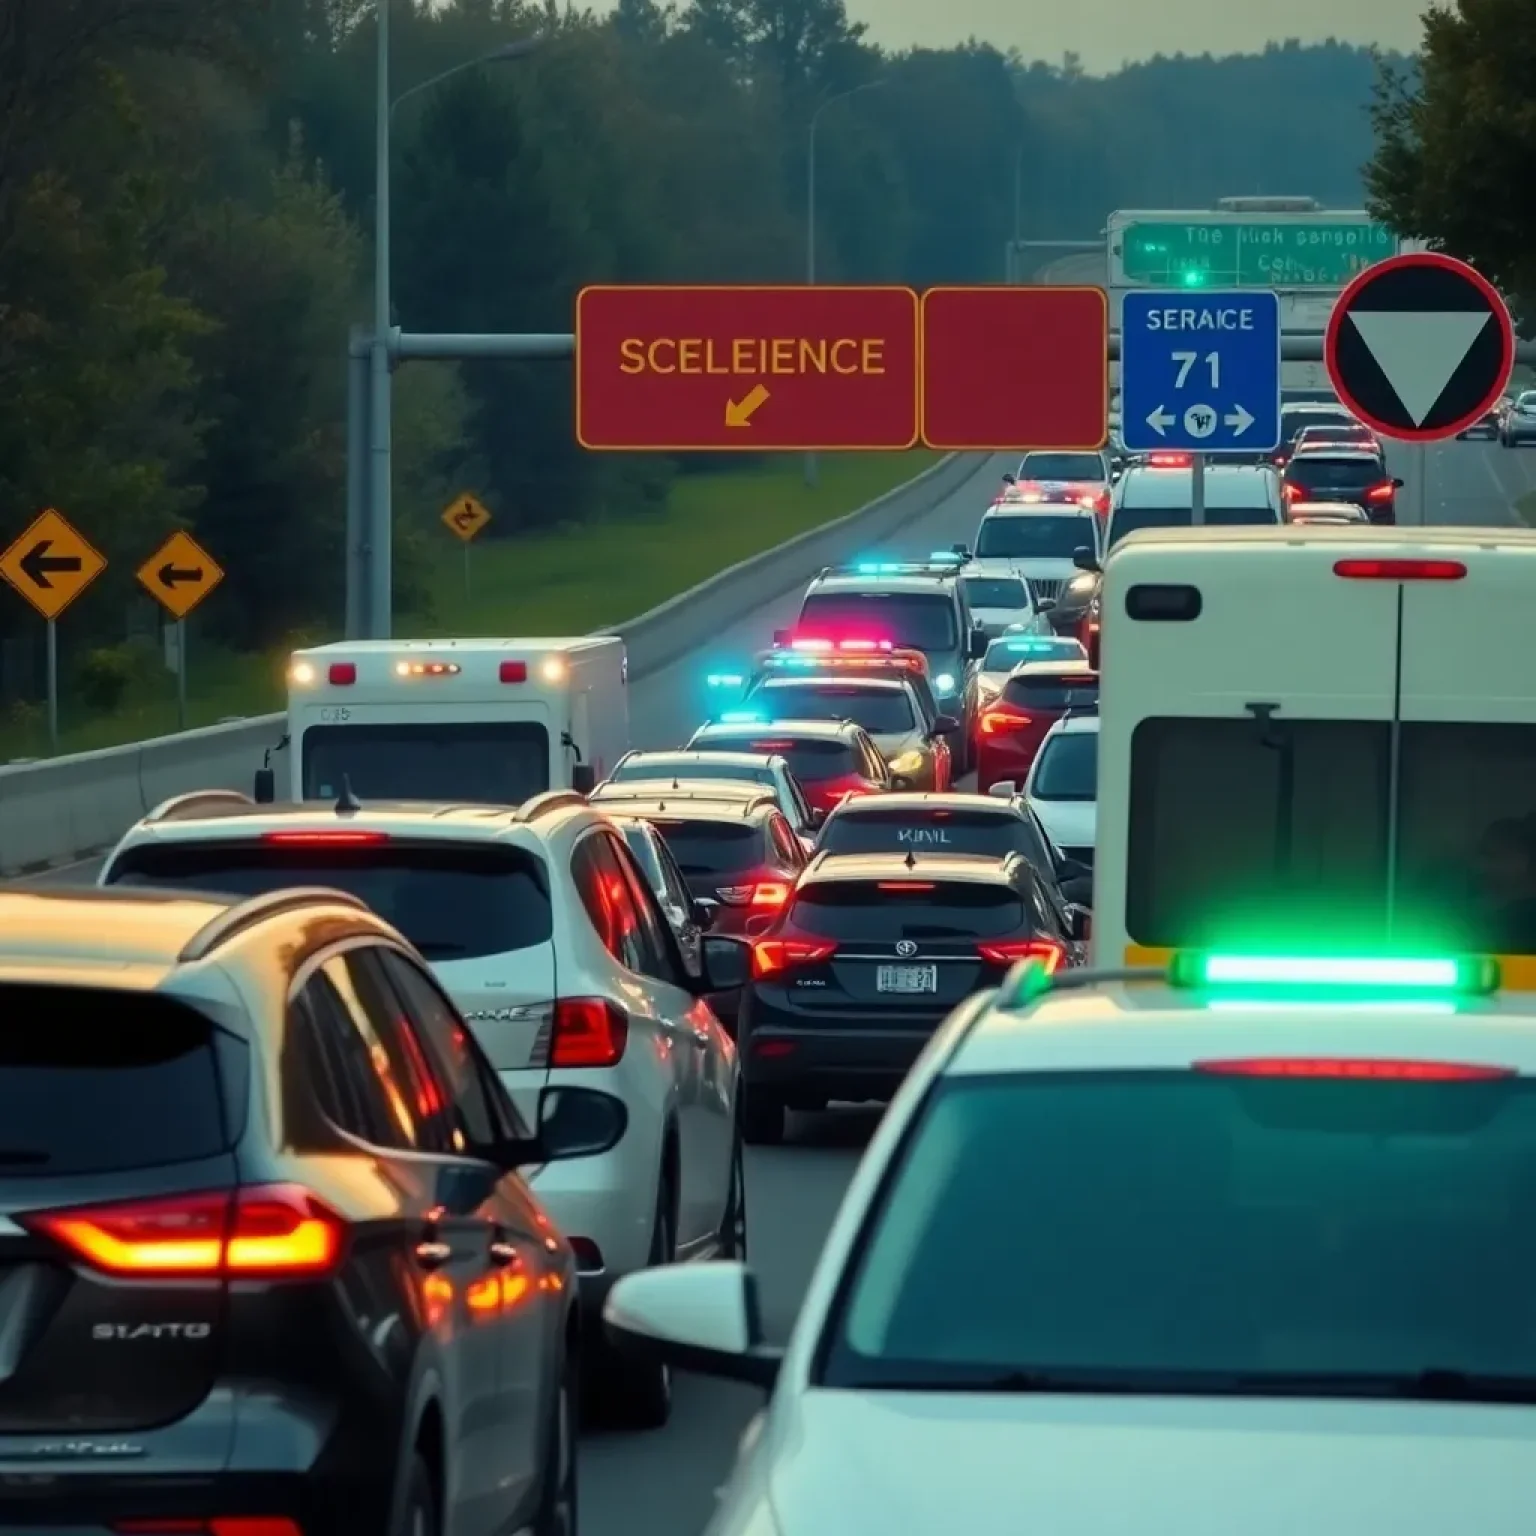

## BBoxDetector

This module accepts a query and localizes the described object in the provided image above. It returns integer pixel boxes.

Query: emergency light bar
[829,560,969,577]
[719,710,766,723]
[707,672,746,688]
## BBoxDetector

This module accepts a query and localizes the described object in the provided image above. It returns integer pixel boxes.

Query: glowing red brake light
[977,937,1067,971]
[790,637,831,651]
[550,998,628,1068]
[1147,452,1191,467]
[25,1185,346,1278]
[751,881,790,907]
[115,1520,305,1536]
[751,938,836,977]
[261,830,389,846]
[327,662,356,684]
[499,660,528,682]
[979,702,1031,735]
[1196,1058,1512,1081]
[1365,481,1395,502]
[1334,559,1466,581]
[877,881,935,891]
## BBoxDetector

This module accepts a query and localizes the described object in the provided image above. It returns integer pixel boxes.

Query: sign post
[1119,290,1283,475]
[136,530,224,730]
[1324,252,1515,457]
[0,509,107,753]
[441,492,492,601]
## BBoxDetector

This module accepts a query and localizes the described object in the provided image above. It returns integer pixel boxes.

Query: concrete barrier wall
[0,452,971,875]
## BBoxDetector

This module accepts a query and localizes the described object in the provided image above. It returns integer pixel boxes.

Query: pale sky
[838,0,1424,74]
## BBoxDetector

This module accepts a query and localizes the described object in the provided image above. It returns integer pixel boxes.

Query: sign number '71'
[1172,351,1220,389]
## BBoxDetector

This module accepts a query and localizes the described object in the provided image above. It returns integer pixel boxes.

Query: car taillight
[327,662,356,684]
[115,1521,304,1536]
[261,829,390,845]
[979,702,1031,735]
[1195,1058,1511,1081]
[977,937,1067,971]
[751,938,836,977]
[24,1185,346,1279]
[1334,559,1466,581]
[1283,482,1304,500]
[550,998,628,1068]
[877,881,935,891]
[752,881,790,906]
[500,660,528,682]
[1365,480,1395,501]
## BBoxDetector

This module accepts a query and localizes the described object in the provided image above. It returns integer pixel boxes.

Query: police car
[779,557,988,767]
[604,949,1536,1536]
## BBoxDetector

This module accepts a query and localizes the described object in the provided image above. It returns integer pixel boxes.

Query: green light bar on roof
[1169,952,1501,996]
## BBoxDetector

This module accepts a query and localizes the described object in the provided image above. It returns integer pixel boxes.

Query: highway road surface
[15,436,1536,1536]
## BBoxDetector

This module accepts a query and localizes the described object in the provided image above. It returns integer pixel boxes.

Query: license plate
[877,964,938,994]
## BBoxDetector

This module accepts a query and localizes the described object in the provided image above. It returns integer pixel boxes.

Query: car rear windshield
[302,722,548,805]
[1001,673,1099,710]
[1285,457,1382,490]
[612,758,772,788]
[1282,409,1354,443]
[756,683,914,735]
[799,591,959,652]
[822,1070,1536,1393]
[704,735,857,782]
[1127,717,1536,953]
[790,880,1025,940]
[1109,503,1277,545]
[644,819,763,877]
[819,808,1040,861]
[962,578,1029,610]
[976,515,1097,560]
[0,991,231,1176]
[1295,426,1371,447]
[985,639,1086,671]
[105,843,552,961]
[1019,453,1104,481]
[1031,732,1097,801]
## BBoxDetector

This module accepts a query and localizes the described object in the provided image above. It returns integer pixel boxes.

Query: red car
[999,449,1113,522]
[975,659,1099,792]
[688,716,894,817]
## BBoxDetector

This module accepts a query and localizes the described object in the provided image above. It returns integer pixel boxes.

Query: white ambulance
[258,635,628,805]
[1092,525,1536,985]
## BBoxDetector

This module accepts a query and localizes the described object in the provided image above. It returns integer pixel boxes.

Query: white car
[970,504,1103,607]
[1022,712,1096,868]
[973,632,1088,711]
[957,569,1050,637]
[604,950,1536,1536]
[97,786,750,1430]
[603,749,819,845]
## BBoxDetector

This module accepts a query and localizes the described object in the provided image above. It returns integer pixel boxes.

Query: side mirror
[700,933,750,991]
[772,629,789,646]
[253,766,276,803]
[987,781,1015,799]
[809,807,827,829]
[1056,856,1089,882]
[1001,472,1016,485]
[1072,547,1100,573]
[951,543,971,559]
[1066,904,1092,943]
[571,763,597,796]
[1036,598,1056,613]
[604,1261,781,1390]
[499,1086,628,1167]
[1392,477,1405,488]
[1061,873,1094,907]
[967,630,988,660]
[930,713,960,737]
[692,897,719,931]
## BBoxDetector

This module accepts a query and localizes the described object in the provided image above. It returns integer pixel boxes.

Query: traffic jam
[7,249,1536,1536]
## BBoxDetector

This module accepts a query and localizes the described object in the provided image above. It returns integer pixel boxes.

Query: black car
[814,790,1093,912]
[0,884,602,1536]
[738,851,1084,1143]
[1282,447,1402,524]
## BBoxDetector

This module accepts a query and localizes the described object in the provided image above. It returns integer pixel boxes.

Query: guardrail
[0,451,975,875]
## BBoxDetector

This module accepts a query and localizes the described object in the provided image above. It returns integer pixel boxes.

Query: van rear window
[0,992,231,1176]
[105,843,552,961]
[791,881,1025,940]
[302,721,548,805]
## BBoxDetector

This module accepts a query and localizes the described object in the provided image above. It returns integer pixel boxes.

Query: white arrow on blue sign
[1119,289,1282,454]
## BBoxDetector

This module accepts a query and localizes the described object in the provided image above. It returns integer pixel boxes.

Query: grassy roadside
[2,450,942,761]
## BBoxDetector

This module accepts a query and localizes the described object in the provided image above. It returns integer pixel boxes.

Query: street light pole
[805,78,886,490]
[365,8,540,639]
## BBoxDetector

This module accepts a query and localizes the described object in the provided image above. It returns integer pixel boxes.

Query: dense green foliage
[1366,0,1534,331]
[0,0,1398,708]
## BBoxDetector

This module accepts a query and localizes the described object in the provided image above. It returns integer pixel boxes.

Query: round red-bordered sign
[1324,251,1514,442]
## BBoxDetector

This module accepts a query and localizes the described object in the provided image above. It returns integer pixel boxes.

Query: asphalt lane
[16,439,1536,1536]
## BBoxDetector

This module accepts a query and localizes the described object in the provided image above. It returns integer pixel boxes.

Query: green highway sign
[1119,220,1398,287]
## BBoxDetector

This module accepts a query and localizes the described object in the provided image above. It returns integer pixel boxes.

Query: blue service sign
[1119,289,1282,453]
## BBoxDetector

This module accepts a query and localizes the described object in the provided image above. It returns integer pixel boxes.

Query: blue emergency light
[720,710,766,724]
[927,550,964,563]
[706,673,745,688]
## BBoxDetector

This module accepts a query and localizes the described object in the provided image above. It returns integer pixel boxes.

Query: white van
[1092,526,1536,986]
[264,635,628,803]
[1106,456,1282,549]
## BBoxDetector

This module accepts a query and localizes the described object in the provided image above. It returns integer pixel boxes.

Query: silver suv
[98,786,751,1429]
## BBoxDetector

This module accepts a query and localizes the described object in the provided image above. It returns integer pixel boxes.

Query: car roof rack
[178,887,371,962]
[517,790,591,821]
[146,789,256,824]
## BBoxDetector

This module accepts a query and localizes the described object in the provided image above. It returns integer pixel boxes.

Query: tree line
[1,0,1401,710]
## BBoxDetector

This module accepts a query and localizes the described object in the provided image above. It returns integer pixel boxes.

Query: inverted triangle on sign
[1347,310,1491,426]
